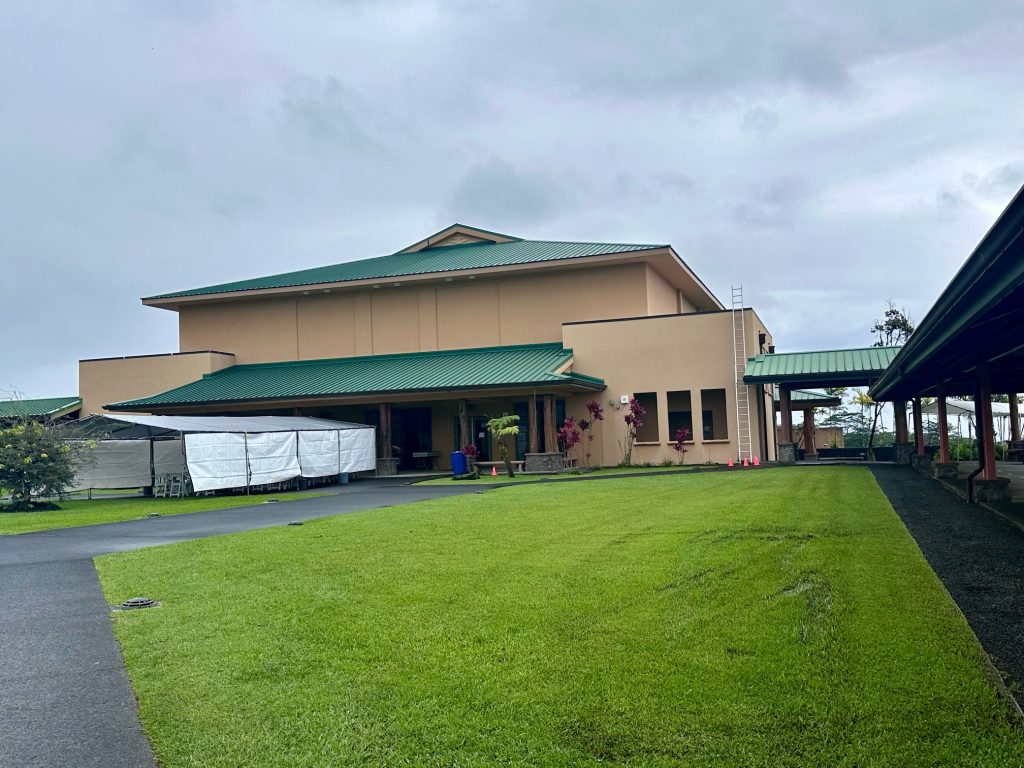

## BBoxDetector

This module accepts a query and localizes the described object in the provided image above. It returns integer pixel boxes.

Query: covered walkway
[870,184,1024,503]
[744,346,901,462]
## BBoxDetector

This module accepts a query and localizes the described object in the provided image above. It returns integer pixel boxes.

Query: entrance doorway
[391,407,432,471]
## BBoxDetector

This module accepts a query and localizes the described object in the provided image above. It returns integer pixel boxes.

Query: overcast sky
[3,1,1023,398]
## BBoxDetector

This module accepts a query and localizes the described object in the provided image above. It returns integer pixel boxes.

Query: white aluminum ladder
[731,286,753,462]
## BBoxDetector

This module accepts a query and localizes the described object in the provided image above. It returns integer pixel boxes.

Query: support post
[937,386,951,464]
[1010,393,1021,443]
[379,403,392,459]
[543,395,557,453]
[528,394,539,454]
[893,401,909,443]
[458,399,470,450]
[912,398,925,455]
[779,387,793,443]
[777,386,796,464]
[977,368,997,481]
[802,408,816,460]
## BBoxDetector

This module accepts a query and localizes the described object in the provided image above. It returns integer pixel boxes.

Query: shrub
[0,421,90,511]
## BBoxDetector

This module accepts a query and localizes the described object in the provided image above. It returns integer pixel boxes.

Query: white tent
[71,414,376,493]
[918,398,1016,448]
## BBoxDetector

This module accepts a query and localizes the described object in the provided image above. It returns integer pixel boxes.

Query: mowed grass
[0,492,326,535]
[97,468,1024,767]
[417,464,696,485]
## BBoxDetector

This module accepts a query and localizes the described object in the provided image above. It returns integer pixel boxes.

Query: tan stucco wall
[645,266,680,315]
[562,309,773,465]
[79,351,236,416]
[176,263,658,363]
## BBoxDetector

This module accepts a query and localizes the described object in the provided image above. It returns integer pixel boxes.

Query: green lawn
[0,492,326,535]
[97,468,1024,767]
[417,464,697,485]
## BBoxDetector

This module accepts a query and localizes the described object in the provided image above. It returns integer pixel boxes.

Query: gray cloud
[1,1,1023,396]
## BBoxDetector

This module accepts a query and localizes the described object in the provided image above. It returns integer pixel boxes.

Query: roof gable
[399,224,521,253]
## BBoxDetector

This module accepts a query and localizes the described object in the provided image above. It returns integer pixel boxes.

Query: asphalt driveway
[0,481,478,768]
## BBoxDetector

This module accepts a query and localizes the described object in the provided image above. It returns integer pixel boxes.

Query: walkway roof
[106,343,605,412]
[744,347,901,388]
[0,396,82,420]
[870,185,1024,400]
[772,388,843,409]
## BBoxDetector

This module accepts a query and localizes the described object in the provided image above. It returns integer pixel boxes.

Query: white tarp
[70,440,151,491]
[185,432,248,493]
[246,431,300,486]
[339,427,377,473]
[152,439,184,475]
[298,430,340,477]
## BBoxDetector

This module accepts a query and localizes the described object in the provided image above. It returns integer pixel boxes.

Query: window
[667,390,693,440]
[700,388,729,440]
[633,392,659,442]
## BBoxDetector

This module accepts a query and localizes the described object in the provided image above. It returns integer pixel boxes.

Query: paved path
[0,481,478,768]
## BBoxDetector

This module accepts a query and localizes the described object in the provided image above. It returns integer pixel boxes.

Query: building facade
[81,224,776,469]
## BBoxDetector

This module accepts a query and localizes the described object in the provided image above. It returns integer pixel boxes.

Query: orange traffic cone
[727,457,734,468]
[753,455,760,466]
[743,457,749,467]
[491,466,498,476]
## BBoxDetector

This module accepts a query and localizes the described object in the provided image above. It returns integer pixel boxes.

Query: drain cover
[147,513,161,518]
[118,597,158,610]
[263,499,279,504]
[288,520,304,526]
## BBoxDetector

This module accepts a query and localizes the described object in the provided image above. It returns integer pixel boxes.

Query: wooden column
[779,386,793,443]
[893,401,909,443]
[802,408,815,456]
[458,399,470,450]
[912,398,925,455]
[542,394,557,453]
[976,367,997,481]
[1010,393,1021,443]
[379,402,392,458]
[937,385,950,464]
[528,394,539,453]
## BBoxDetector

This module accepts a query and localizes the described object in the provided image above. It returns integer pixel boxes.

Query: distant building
[81,224,777,470]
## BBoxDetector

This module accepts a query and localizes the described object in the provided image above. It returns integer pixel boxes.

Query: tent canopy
[919,398,1010,418]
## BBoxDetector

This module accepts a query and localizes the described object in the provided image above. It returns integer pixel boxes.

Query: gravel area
[871,465,1024,701]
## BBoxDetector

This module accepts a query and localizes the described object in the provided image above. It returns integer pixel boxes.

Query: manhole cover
[114,596,159,611]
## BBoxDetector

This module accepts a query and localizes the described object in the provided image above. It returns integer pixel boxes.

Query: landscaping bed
[95,467,1024,766]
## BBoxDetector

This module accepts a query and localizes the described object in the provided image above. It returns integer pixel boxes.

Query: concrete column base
[933,462,958,480]
[974,477,1012,503]
[894,443,913,465]
[525,452,565,473]
[375,457,399,477]
[778,442,798,465]
[910,453,932,469]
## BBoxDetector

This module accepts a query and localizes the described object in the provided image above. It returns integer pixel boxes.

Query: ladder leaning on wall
[731,286,754,462]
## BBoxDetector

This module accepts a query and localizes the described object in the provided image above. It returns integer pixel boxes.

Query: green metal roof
[771,387,842,406]
[146,239,666,301]
[0,396,82,419]
[744,346,902,386]
[107,344,604,410]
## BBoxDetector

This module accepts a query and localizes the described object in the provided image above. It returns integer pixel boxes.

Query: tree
[867,301,915,453]
[0,420,90,511]
[486,413,520,477]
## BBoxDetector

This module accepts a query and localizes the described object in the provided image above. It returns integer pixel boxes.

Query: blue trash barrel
[450,451,468,476]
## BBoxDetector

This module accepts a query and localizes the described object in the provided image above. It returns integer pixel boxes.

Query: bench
[1009,440,1024,463]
